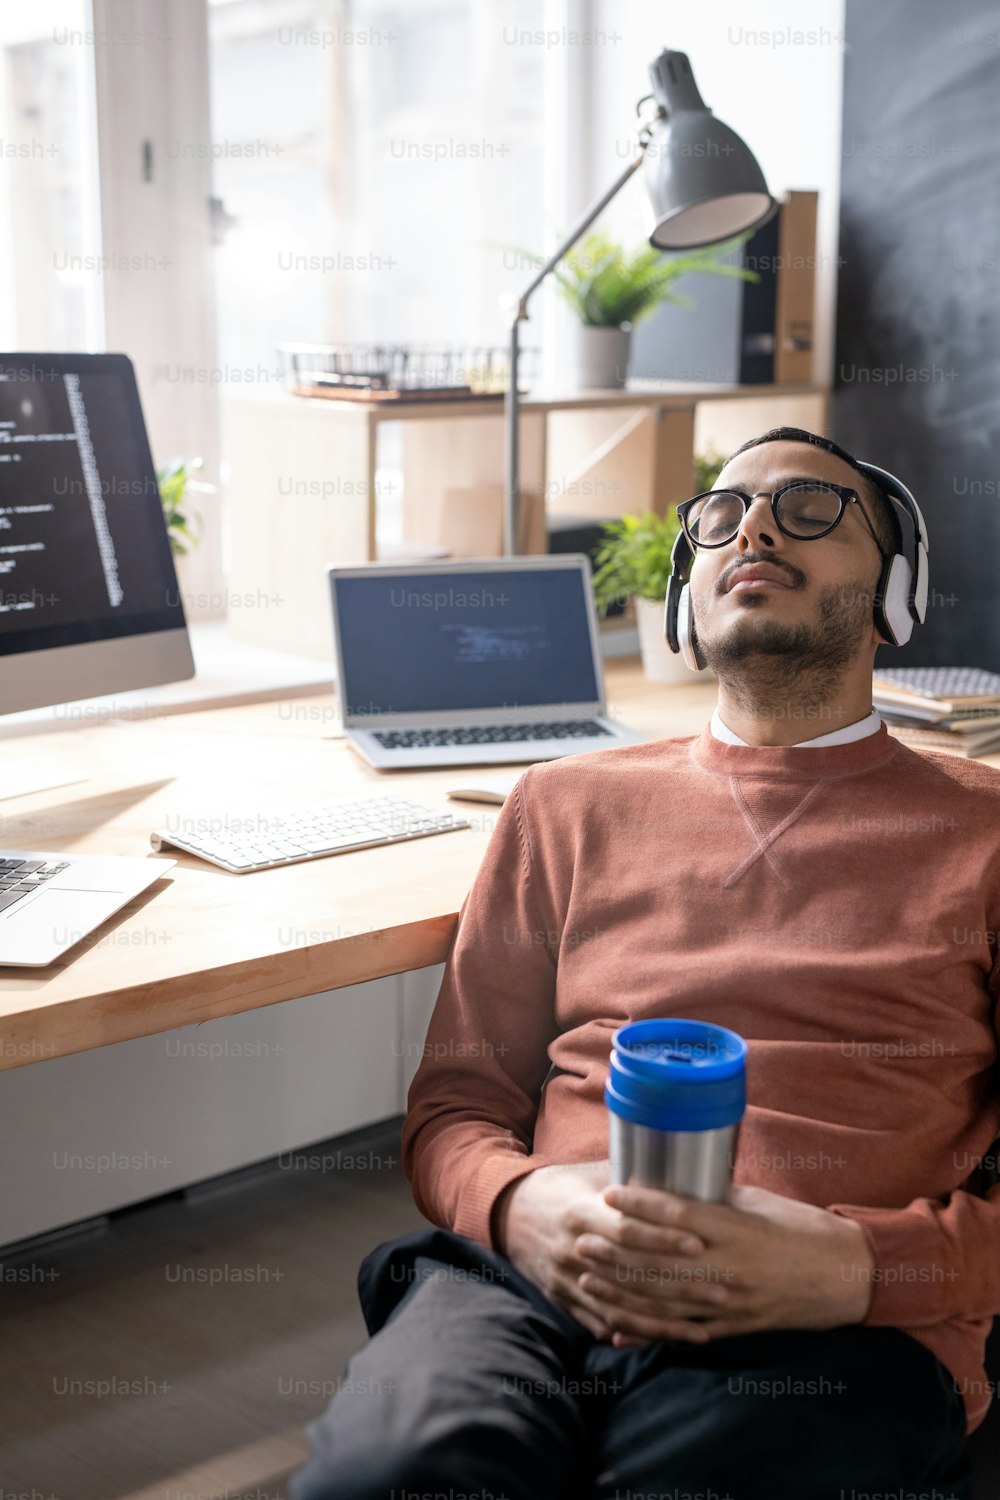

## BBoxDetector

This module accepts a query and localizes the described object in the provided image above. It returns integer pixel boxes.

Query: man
[292,428,999,1500]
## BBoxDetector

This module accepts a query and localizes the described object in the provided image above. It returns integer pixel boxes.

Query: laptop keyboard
[371,720,612,749]
[0,858,70,914]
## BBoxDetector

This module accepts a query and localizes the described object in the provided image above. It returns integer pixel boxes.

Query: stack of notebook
[873,667,1000,758]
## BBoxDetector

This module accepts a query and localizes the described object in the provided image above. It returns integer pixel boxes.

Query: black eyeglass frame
[676,481,886,555]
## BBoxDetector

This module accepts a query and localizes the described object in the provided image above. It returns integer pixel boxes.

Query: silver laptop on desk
[0,853,175,967]
[327,555,647,770]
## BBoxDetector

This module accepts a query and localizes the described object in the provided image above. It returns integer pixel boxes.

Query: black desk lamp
[503,49,778,555]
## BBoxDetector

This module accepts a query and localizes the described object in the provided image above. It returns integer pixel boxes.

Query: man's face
[688,440,887,673]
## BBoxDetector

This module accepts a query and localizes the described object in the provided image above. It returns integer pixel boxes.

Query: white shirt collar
[709,705,882,748]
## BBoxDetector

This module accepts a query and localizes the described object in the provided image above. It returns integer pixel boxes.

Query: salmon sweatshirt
[401,723,1000,1434]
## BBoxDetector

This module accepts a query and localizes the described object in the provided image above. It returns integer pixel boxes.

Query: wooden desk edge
[0,913,458,1073]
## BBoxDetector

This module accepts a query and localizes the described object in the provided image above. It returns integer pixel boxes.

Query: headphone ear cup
[913,543,929,623]
[676,584,707,672]
[693,622,708,672]
[878,554,915,646]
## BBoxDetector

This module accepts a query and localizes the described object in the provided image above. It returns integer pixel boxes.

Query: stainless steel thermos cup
[605,1018,748,1203]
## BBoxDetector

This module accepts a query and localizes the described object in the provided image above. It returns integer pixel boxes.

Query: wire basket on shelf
[279,342,540,402]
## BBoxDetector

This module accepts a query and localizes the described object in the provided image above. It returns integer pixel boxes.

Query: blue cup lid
[605,1018,747,1132]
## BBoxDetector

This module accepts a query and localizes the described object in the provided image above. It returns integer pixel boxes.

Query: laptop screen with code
[334,566,600,717]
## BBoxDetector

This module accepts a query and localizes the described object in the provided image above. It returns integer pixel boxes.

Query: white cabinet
[0,967,442,1248]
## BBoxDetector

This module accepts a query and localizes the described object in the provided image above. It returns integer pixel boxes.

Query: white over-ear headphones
[664,460,930,671]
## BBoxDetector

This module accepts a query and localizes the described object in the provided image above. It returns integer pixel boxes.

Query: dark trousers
[291,1227,973,1500]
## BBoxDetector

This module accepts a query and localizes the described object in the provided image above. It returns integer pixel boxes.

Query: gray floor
[4,1114,1000,1500]
[0,1116,425,1500]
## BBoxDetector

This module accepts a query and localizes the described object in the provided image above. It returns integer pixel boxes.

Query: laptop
[327,555,647,770]
[0,853,175,968]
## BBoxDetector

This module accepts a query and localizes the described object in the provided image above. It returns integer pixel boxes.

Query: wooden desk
[0,662,719,1072]
[5,664,990,1074]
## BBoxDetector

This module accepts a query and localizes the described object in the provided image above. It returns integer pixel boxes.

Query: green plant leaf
[694,447,729,493]
[157,458,206,558]
[590,509,682,614]
[493,230,761,330]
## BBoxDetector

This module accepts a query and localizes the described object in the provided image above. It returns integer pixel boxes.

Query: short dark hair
[722,425,898,557]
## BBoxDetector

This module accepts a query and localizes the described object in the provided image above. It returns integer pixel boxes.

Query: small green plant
[592,452,733,614]
[591,510,681,616]
[157,458,211,556]
[693,447,728,494]
[593,444,734,615]
[514,230,759,328]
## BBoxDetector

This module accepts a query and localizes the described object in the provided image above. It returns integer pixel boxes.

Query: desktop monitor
[0,352,194,714]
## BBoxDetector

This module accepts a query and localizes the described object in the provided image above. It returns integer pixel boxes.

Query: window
[0,4,103,351]
[207,0,546,372]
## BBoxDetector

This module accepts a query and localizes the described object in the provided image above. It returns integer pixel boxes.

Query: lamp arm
[504,127,659,555]
[511,147,650,319]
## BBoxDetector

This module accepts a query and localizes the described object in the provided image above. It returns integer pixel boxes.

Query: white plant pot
[566,324,631,390]
[635,595,713,683]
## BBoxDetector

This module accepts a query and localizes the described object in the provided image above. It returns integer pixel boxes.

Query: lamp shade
[643,50,777,249]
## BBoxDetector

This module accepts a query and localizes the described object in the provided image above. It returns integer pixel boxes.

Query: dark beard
[693,579,875,723]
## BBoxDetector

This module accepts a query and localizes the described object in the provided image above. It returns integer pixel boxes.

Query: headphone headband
[853,460,929,558]
[852,459,929,628]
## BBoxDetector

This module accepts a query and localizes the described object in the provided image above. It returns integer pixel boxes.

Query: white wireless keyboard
[150,794,471,873]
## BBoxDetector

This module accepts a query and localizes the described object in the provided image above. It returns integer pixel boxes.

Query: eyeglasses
[677,481,885,554]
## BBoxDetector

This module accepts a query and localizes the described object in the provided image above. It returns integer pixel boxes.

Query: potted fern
[157,458,212,557]
[591,452,726,682]
[156,458,215,609]
[156,456,215,590]
[535,231,757,389]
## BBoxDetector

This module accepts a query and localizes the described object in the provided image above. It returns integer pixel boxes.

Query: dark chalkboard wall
[835,0,1000,668]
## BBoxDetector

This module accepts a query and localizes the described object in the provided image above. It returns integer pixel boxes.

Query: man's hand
[571,1182,877,1347]
[493,1161,723,1342]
